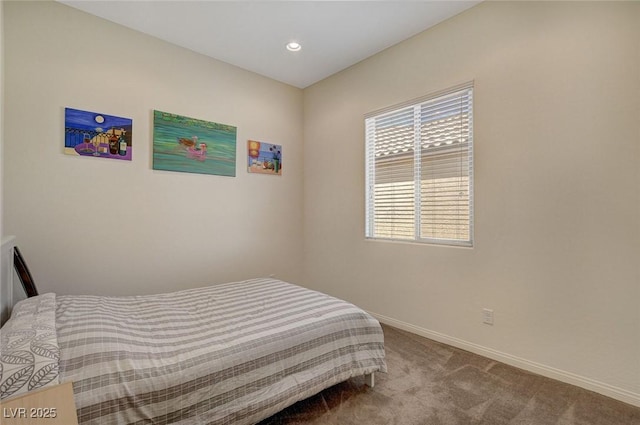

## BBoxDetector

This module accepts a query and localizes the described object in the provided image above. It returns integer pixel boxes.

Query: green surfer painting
[152,110,237,177]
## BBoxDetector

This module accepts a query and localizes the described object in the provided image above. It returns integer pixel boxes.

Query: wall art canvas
[64,107,132,160]
[247,140,282,175]
[153,110,237,177]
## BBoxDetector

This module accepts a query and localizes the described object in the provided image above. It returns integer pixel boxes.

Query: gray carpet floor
[260,324,640,425]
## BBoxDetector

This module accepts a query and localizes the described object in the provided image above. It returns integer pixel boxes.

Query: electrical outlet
[482,308,494,325]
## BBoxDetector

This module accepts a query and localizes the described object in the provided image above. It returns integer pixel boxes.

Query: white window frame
[365,82,474,247]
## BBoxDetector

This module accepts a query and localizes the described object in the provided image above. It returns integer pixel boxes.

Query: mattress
[1,278,386,424]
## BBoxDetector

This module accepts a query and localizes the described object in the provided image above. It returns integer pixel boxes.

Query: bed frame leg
[364,373,375,387]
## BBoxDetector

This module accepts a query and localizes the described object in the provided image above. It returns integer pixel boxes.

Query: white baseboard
[369,311,640,408]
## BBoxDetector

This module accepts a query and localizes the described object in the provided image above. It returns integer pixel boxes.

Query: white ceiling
[58,1,480,88]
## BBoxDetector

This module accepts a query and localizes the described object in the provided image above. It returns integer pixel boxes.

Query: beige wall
[3,1,304,295]
[303,1,640,403]
[0,0,4,246]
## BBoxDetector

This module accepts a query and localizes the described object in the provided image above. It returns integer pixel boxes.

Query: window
[365,83,473,247]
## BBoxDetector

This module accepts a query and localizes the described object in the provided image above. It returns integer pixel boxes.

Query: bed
[0,237,387,424]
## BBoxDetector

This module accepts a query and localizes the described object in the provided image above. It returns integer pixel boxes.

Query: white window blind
[365,83,473,246]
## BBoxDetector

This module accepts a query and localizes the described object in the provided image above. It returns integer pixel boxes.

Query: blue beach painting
[64,107,132,160]
[247,140,282,175]
[153,110,237,177]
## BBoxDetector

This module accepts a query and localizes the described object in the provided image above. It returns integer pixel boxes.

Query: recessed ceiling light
[286,42,301,52]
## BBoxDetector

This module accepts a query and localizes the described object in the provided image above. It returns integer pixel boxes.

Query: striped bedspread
[55,278,387,424]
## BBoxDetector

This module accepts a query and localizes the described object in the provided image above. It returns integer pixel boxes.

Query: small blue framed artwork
[247,140,282,175]
[64,107,132,160]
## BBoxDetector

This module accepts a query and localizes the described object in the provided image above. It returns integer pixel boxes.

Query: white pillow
[0,293,60,399]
